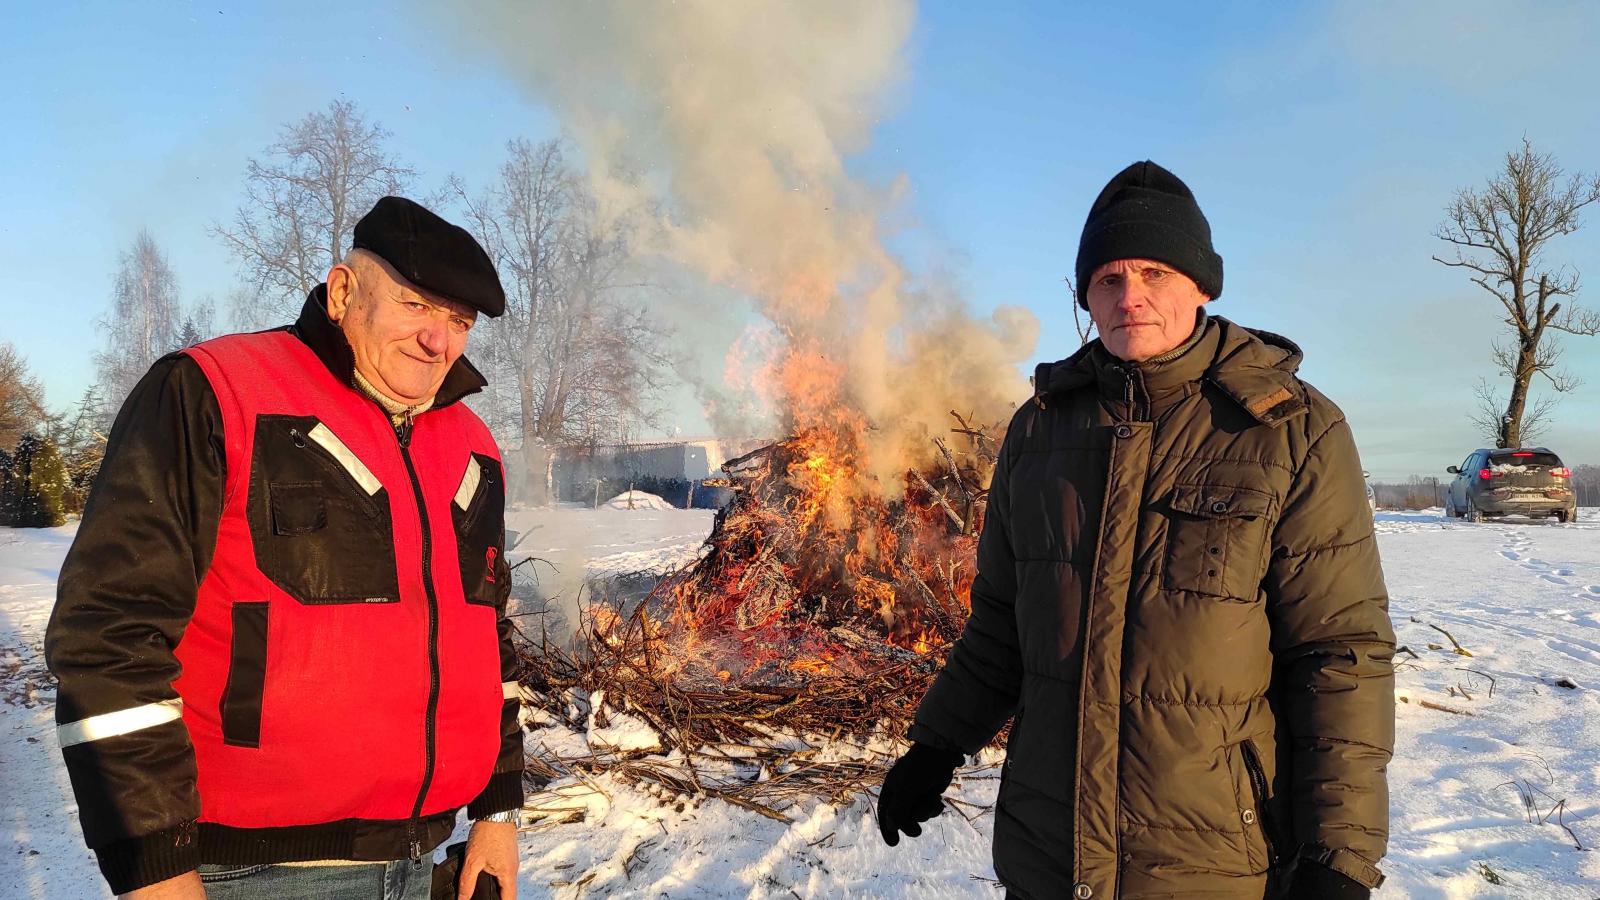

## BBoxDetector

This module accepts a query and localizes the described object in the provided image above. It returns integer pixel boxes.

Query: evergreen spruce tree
[176,316,203,350]
[56,387,107,513]
[0,446,15,526]
[8,434,69,527]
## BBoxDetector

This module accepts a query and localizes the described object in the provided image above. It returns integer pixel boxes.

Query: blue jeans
[196,860,433,900]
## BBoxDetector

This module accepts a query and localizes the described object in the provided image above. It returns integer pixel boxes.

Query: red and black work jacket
[45,290,525,895]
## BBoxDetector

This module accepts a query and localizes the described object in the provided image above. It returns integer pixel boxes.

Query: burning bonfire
[515,407,1004,820]
[664,410,999,674]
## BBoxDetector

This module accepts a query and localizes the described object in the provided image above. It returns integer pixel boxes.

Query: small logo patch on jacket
[1246,387,1294,416]
[484,547,498,583]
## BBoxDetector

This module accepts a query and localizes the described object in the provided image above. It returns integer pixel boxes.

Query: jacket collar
[1202,319,1308,426]
[1033,312,1307,426]
[289,285,488,412]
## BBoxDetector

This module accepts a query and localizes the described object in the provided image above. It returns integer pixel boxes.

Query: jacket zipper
[396,409,441,869]
[1115,369,1140,892]
[1240,738,1279,865]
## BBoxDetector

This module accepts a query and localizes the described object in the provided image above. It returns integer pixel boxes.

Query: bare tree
[1065,275,1096,347]
[1434,140,1600,448]
[454,139,572,445]
[454,139,671,455]
[0,343,49,451]
[1468,377,1556,446]
[534,219,673,447]
[215,99,414,326]
[94,231,182,412]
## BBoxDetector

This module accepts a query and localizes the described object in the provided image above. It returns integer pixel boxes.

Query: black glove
[1290,859,1371,900]
[876,742,964,846]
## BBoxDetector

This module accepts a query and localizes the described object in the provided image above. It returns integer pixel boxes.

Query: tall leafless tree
[215,99,413,326]
[1434,140,1600,448]
[454,139,671,459]
[454,139,572,443]
[0,343,49,451]
[94,230,182,412]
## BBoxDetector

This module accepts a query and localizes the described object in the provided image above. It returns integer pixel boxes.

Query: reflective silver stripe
[454,457,482,510]
[58,698,184,748]
[306,423,382,496]
[502,681,521,701]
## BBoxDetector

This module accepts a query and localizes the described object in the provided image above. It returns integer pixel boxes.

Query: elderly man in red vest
[47,197,525,899]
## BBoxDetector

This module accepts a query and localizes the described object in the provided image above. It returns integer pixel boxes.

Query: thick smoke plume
[437,0,1038,491]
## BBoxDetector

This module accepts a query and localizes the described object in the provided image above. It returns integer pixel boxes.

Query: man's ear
[326,263,356,325]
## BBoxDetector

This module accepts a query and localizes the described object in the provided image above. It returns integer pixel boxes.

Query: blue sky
[3,1,1599,479]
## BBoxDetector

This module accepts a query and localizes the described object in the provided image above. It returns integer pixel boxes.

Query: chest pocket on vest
[248,415,400,604]
[452,453,505,608]
[1162,484,1274,601]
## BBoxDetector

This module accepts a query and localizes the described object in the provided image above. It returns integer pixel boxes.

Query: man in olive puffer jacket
[878,161,1394,900]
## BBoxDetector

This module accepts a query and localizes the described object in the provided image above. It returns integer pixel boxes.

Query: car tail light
[1512,451,1534,457]
[1479,468,1499,479]
[1551,467,1571,478]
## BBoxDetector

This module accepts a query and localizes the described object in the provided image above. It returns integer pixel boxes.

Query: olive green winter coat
[911,314,1394,899]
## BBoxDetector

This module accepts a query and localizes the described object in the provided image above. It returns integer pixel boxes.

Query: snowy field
[4,508,1600,898]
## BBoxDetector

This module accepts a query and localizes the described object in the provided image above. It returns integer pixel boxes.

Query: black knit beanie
[1075,161,1223,309]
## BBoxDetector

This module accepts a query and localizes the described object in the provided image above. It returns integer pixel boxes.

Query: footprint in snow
[1547,637,1600,665]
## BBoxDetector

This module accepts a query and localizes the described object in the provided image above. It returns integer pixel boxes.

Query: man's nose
[1115,281,1147,312]
[416,319,449,356]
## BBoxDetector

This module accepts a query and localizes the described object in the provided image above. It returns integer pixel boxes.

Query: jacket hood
[289,285,488,412]
[1033,314,1307,426]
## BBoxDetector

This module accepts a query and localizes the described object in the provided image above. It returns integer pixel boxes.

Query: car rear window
[1486,451,1563,470]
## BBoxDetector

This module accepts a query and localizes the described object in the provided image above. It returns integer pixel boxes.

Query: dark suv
[1444,447,1578,523]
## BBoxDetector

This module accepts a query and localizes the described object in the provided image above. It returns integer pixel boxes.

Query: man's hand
[121,870,205,900]
[876,743,964,846]
[460,819,519,899]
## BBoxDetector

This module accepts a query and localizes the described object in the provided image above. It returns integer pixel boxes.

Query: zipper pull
[398,407,414,448]
[407,820,424,870]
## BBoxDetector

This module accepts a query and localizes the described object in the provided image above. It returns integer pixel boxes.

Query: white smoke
[433,0,1038,485]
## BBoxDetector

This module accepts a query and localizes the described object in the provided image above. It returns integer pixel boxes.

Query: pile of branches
[514,604,993,823]
[511,411,1003,818]
[519,634,903,821]
[520,603,936,747]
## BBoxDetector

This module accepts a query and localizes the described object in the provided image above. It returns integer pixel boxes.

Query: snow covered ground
[4,509,1600,897]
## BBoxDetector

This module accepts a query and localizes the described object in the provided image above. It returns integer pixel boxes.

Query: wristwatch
[476,809,519,825]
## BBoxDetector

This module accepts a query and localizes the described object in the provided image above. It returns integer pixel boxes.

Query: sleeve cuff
[1299,844,1385,889]
[906,723,969,757]
[94,822,199,895]
[467,769,525,820]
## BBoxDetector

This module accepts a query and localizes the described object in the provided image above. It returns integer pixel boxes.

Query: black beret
[353,196,506,317]
[1075,161,1223,309]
